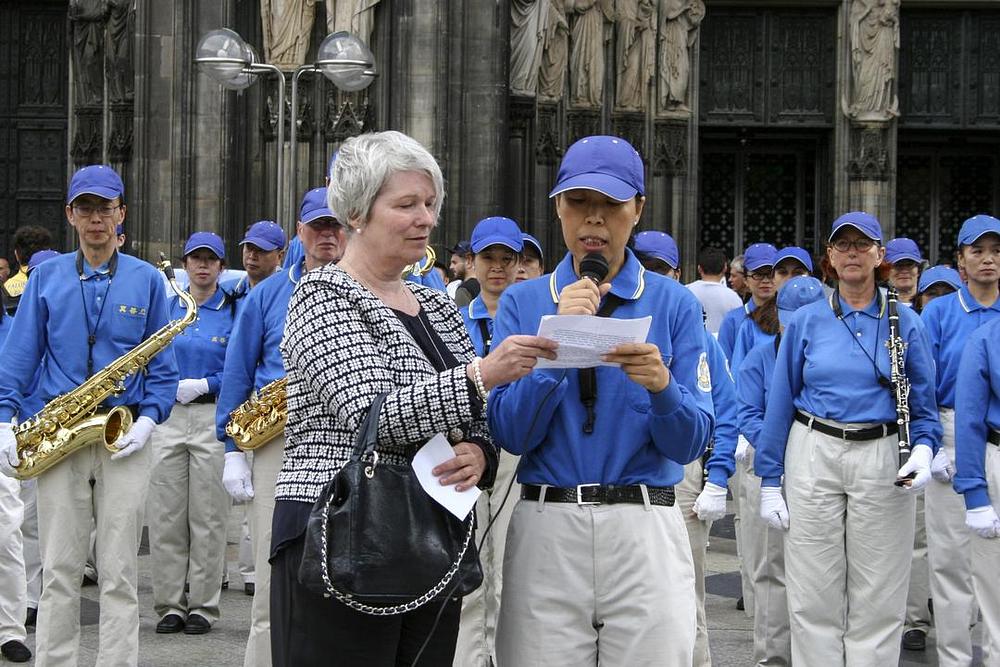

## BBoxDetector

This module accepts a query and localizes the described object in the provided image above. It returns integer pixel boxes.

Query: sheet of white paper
[534,314,653,369]
[412,433,482,520]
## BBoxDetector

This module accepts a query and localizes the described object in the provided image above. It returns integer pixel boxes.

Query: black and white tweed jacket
[276,263,497,504]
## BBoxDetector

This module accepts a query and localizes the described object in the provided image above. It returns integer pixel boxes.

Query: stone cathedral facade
[1,0,998,276]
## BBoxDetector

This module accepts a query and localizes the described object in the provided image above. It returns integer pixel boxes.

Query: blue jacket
[718,300,755,361]
[0,251,178,424]
[487,250,715,488]
[460,295,493,357]
[704,329,739,487]
[731,314,775,374]
[754,292,941,487]
[954,318,1000,509]
[737,338,778,449]
[921,285,1000,409]
[216,262,303,452]
[282,237,304,270]
[169,286,234,395]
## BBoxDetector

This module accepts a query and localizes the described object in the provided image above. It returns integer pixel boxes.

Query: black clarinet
[886,288,914,485]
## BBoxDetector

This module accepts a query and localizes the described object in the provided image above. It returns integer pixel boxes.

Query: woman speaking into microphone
[487,135,715,666]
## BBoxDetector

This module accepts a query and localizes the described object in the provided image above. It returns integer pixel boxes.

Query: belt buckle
[576,483,601,506]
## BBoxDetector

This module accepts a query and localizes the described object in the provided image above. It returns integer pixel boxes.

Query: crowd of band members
[0,135,1000,667]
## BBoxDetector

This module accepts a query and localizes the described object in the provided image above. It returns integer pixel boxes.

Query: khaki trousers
[927,409,977,666]
[496,492,696,667]
[243,436,283,667]
[149,402,227,622]
[35,441,151,667]
[784,420,914,667]
[676,459,712,667]
[20,479,41,609]
[972,444,1000,667]
[454,450,520,667]
[904,491,932,635]
[0,474,26,645]
[735,452,757,615]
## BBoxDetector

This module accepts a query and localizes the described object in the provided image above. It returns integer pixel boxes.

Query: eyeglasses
[479,254,517,268]
[72,204,122,219]
[748,269,774,281]
[831,238,877,253]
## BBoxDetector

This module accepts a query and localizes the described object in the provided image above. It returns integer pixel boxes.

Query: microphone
[579,253,609,285]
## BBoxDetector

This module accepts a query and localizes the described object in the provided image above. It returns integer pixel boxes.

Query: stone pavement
[10,503,982,666]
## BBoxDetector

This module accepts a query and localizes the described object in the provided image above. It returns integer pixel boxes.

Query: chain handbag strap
[317,486,475,615]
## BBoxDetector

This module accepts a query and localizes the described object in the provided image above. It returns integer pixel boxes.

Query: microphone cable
[409,369,568,667]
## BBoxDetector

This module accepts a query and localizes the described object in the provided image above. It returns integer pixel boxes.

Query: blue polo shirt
[954,318,1000,509]
[921,285,1000,409]
[488,250,714,488]
[731,314,775,373]
[0,312,11,348]
[216,261,303,452]
[460,295,493,357]
[282,237,304,270]
[169,286,234,395]
[704,330,739,487]
[737,338,778,448]
[754,292,941,487]
[0,251,178,424]
[718,300,756,361]
[406,266,447,292]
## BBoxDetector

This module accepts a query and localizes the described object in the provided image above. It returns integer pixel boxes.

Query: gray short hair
[327,131,445,227]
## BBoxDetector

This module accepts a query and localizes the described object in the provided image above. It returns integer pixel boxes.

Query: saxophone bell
[401,246,436,279]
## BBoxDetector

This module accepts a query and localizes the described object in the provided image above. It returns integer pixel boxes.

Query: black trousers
[270,535,462,667]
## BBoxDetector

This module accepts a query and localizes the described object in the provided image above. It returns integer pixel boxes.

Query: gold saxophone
[225,377,286,451]
[402,245,436,278]
[12,254,197,480]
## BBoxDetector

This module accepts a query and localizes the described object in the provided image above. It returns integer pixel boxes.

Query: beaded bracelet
[471,357,488,405]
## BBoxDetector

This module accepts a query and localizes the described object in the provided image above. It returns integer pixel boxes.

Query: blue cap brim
[184,243,224,258]
[239,237,282,251]
[887,252,921,264]
[301,210,339,224]
[548,174,637,202]
[68,186,122,204]
[960,230,1000,246]
[830,222,881,242]
[472,237,524,254]
[523,238,543,257]
[744,260,775,272]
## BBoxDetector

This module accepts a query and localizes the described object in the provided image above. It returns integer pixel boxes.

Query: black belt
[989,431,1000,447]
[795,411,897,442]
[99,403,139,420]
[189,394,216,405]
[521,483,675,507]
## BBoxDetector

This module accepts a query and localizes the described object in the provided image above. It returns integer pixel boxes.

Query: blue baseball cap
[777,276,825,327]
[830,212,882,242]
[299,187,339,224]
[549,135,644,202]
[450,240,472,256]
[775,246,813,272]
[885,237,923,264]
[918,265,963,294]
[634,231,679,270]
[239,220,286,252]
[743,243,778,272]
[184,231,225,259]
[471,217,524,253]
[522,233,544,258]
[957,215,1000,246]
[27,249,59,270]
[67,165,125,204]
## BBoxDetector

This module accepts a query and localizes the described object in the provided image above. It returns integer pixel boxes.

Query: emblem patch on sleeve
[697,352,712,393]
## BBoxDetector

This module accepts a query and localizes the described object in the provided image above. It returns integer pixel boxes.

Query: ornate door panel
[699,138,822,261]
[0,1,69,258]
[896,148,999,264]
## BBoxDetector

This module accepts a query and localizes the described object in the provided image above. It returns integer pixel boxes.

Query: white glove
[896,444,933,491]
[223,451,254,503]
[0,423,19,478]
[965,506,1000,539]
[759,486,789,531]
[735,435,751,463]
[176,378,210,405]
[110,416,156,461]
[693,481,728,522]
[931,448,955,483]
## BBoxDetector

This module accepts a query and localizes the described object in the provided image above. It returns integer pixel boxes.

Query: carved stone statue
[538,0,570,102]
[261,0,317,70]
[657,0,704,116]
[847,0,900,121]
[510,1,544,96]
[569,0,614,108]
[615,0,656,111]
[69,0,109,107]
[106,0,135,104]
[325,0,382,49]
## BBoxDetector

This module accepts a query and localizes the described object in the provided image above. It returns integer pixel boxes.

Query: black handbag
[298,393,483,615]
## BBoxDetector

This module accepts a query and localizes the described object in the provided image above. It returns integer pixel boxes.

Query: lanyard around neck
[77,250,119,378]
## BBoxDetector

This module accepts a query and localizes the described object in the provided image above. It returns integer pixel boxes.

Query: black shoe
[155,614,186,634]
[183,614,211,635]
[1,640,32,663]
[82,573,98,587]
[221,580,229,591]
[244,582,255,596]
[736,596,745,611]
[24,607,37,627]
[902,629,926,651]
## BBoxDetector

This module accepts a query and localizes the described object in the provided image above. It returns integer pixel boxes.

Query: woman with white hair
[270,130,556,666]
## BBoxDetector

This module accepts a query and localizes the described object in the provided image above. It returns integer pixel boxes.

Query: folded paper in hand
[411,433,482,520]
[534,314,652,369]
